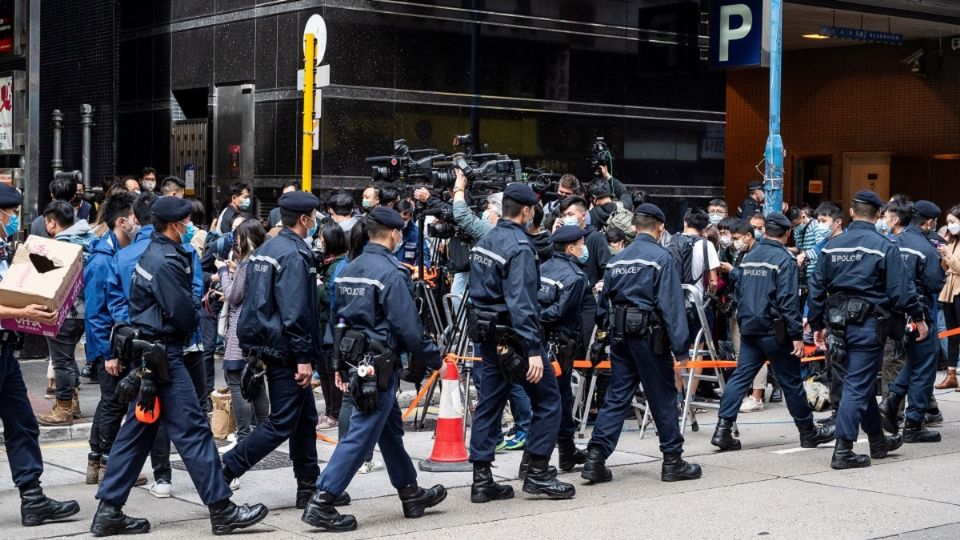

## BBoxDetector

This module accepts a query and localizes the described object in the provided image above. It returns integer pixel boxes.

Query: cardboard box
[0,236,84,337]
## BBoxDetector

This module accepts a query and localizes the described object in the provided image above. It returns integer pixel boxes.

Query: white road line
[773,438,866,454]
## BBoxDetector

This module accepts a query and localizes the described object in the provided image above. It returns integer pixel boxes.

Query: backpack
[667,233,708,285]
[605,202,635,239]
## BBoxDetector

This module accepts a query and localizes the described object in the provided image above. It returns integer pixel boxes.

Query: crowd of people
[0,162,956,535]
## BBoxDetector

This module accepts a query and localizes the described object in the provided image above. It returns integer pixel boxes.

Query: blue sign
[818,26,902,45]
[709,0,770,69]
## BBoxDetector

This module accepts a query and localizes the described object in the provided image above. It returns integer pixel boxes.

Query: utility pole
[763,0,784,215]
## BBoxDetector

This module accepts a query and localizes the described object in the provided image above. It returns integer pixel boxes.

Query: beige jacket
[939,239,960,302]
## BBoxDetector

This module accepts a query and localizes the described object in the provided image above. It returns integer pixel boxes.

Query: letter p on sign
[719,4,752,62]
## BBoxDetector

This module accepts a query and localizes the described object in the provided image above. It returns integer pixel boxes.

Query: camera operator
[596,164,633,211]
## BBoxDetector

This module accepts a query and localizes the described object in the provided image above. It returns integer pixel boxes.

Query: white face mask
[948,223,960,235]
[733,239,746,252]
[719,235,732,248]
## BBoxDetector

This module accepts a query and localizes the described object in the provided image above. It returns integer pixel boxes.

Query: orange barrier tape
[315,433,338,445]
[940,327,960,339]
[674,354,826,370]
[573,359,611,370]
[402,369,441,420]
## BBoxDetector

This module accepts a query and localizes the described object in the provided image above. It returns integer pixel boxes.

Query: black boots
[902,418,941,443]
[798,422,836,448]
[19,481,79,527]
[868,431,903,459]
[398,484,447,518]
[710,419,741,451]
[557,439,587,471]
[830,438,870,469]
[878,392,904,434]
[522,457,575,499]
[301,491,358,532]
[208,499,269,536]
[471,462,514,503]
[518,450,556,481]
[580,446,612,484]
[661,454,702,482]
[296,479,351,509]
[90,501,150,537]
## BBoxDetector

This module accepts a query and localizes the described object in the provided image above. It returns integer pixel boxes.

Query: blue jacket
[238,228,321,364]
[84,231,122,362]
[734,238,803,340]
[335,243,441,369]
[598,233,689,355]
[128,232,199,339]
[894,225,946,315]
[538,253,588,338]
[394,220,431,266]
[469,220,543,356]
[807,221,923,331]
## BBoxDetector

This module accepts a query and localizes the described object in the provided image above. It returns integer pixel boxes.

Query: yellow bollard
[301,33,315,191]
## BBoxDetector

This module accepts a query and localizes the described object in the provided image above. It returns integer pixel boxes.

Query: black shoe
[710,418,741,451]
[831,438,871,469]
[209,500,269,536]
[924,409,944,426]
[798,422,835,448]
[661,454,701,482]
[557,439,587,471]
[580,446,612,484]
[868,432,903,459]
[522,458,575,499]
[398,484,447,518]
[817,413,837,428]
[301,491,358,532]
[81,361,97,383]
[90,501,150,537]
[20,481,80,527]
[902,418,941,443]
[878,392,904,435]
[518,451,557,481]
[471,463,514,503]
[769,386,783,403]
[295,479,349,509]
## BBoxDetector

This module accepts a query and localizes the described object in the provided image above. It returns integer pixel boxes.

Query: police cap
[913,200,941,219]
[852,189,884,208]
[503,183,538,206]
[279,191,320,214]
[747,181,763,191]
[151,196,193,222]
[368,206,405,230]
[551,225,589,245]
[0,184,23,209]
[764,212,792,230]
[635,203,665,223]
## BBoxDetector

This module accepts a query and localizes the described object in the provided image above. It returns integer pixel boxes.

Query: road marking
[773,438,866,454]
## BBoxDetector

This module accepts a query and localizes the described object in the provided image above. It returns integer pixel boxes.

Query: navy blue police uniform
[712,213,835,450]
[582,203,700,483]
[880,200,946,442]
[737,181,763,219]
[467,183,574,502]
[807,190,923,469]
[222,192,323,505]
[538,226,589,470]
[95,196,267,536]
[0,184,80,527]
[302,206,446,532]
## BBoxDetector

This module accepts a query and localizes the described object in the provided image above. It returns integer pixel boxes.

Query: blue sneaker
[504,430,527,451]
[495,433,508,452]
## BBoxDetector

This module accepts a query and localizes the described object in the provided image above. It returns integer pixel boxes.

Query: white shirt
[690,237,720,297]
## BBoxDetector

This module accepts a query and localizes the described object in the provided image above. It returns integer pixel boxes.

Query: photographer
[597,164,633,211]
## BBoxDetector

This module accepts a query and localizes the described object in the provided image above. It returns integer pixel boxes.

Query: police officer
[737,181,764,219]
[222,191,339,510]
[711,213,835,451]
[302,207,447,532]
[468,183,574,502]
[879,200,945,443]
[0,184,80,527]
[807,190,928,470]
[538,225,590,471]
[93,196,268,536]
[581,204,700,483]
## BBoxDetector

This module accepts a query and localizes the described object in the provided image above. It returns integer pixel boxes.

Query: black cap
[913,200,941,219]
[635,203,665,223]
[748,181,763,191]
[503,183,538,206]
[764,212,792,230]
[151,196,193,222]
[551,225,589,244]
[279,191,320,213]
[367,206,405,230]
[852,189,884,208]
[0,183,23,209]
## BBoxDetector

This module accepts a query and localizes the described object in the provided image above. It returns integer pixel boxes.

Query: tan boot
[36,399,74,426]
[935,368,958,390]
[98,459,148,486]
[86,457,101,485]
[71,389,81,419]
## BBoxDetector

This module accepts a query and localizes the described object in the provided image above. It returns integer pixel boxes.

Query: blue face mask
[753,229,763,241]
[562,216,579,227]
[306,219,318,240]
[708,213,723,226]
[4,212,19,237]
[578,244,590,264]
[239,198,251,211]
[876,220,890,235]
[180,222,196,244]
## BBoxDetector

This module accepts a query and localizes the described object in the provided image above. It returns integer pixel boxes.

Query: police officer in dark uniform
[538,225,590,471]
[0,184,80,528]
[302,207,446,532]
[711,213,835,451]
[468,183,575,502]
[93,196,268,536]
[737,181,764,219]
[221,191,341,510]
[807,190,928,470]
[581,203,701,484]
[879,200,945,443]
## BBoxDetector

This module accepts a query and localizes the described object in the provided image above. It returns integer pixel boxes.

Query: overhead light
[802,33,831,40]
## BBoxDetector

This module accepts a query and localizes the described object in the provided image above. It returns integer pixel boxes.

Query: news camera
[587,136,614,179]
[365,139,443,183]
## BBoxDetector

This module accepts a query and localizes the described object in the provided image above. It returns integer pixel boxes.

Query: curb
[0,421,93,445]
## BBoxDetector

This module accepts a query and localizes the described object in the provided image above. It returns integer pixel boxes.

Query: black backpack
[667,233,708,286]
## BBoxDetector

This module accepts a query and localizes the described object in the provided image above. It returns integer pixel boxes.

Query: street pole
[301,33,316,192]
[763,0,784,216]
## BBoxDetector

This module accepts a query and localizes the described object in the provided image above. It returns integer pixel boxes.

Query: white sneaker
[149,480,172,498]
[229,477,240,491]
[740,396,764,413]
[357,460,380,474]
[226,432,237,443]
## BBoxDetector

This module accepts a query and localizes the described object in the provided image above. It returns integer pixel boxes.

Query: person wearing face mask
[707,199,728,227]
[217,182,252,234]
[557,196,612,348]
[737,181,765,219]
[393,199,430,266]
[605,227,627,256]
[361,186,380,213]
[268,180,302,228]
[140,167,158,194]
[936,205,960,391]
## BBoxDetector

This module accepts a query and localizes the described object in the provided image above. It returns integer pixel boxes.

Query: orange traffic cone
[419,361,472,472]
